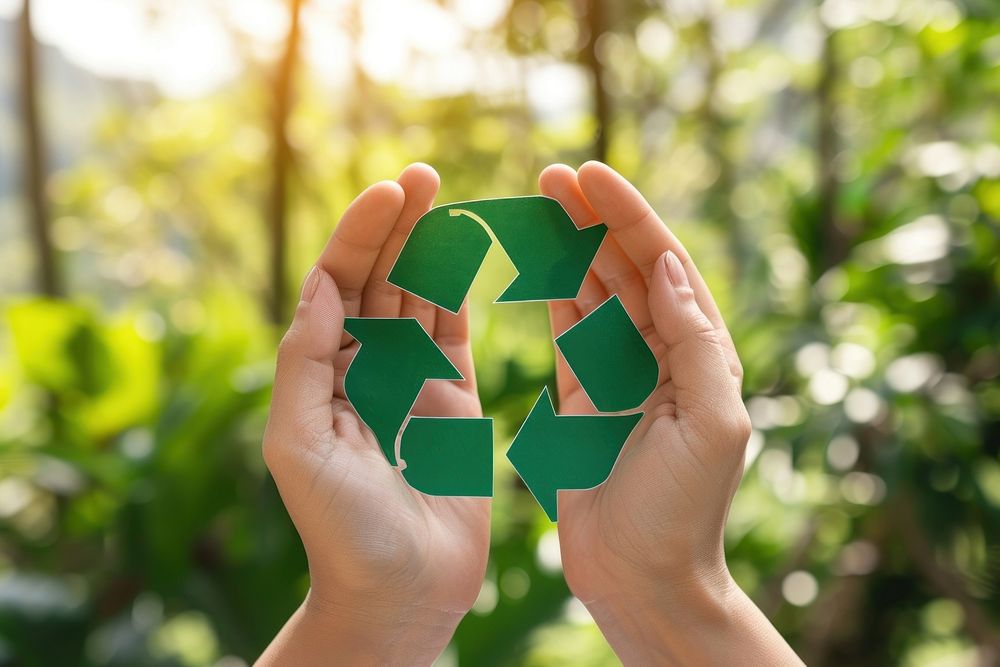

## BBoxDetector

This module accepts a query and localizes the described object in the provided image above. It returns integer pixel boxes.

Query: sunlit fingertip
[398,162,440,190]
[538,163,578,194]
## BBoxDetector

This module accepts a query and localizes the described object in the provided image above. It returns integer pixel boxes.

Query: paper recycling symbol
[343,196,658,520]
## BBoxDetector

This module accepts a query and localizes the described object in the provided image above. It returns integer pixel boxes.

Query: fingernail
[664,251,689,288]
[300,266,320,303]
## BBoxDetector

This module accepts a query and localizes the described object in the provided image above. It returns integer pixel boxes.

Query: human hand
[258,164,489,665]
[540,162,801,665]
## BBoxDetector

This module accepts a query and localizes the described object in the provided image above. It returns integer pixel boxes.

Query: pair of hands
[259,162,801,665]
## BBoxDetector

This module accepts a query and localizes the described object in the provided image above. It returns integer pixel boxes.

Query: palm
[296,400,488,611]
[307,346,487,606]
[557,386,743,595]
[555,327,714,590]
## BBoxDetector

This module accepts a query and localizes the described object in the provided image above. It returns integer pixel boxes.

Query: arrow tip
[507,388,643,522]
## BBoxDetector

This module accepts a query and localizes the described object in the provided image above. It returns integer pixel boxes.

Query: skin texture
[258,162,803,666]
[258,164,489,665]
[541,162,803,665]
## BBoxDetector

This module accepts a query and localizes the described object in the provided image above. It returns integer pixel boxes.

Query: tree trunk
[345,0,369,194]
[18,0,60,297]
[816,27,846,272]
[694,18,746,279]
[579,0,610,163]
[267,0,304,325]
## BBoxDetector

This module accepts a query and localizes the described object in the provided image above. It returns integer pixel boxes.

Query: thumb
[649,251,749,441]
[265,267,345,462]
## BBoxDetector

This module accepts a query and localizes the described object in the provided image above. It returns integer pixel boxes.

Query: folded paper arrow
[343,195,658,520]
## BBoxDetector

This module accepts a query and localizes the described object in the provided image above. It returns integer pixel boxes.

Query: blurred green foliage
[1,0,999,665]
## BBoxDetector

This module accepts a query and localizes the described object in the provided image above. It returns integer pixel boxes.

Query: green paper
[385,206,493,314]
[555,295,658,412]
[345,196,654,513]
[388,196,607,313]
[400,417,493,496]
[343,317,462,466]
[506,388,643,521]
[482,197,607,302]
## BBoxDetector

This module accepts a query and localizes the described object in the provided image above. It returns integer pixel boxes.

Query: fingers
[574,269,609,317]
[400,292,438,339]
[265,268,345,463]
[576,161,743,385]
[576,161,686,277]
[362,163,442,319]
[536,165,609,412]
[539,163,602,230]
[549,271,606,414]
[433,299,476,388]
[548,299,584,409]
[548,298,580,338]
[317,181,405,320]
[539,164,652,333]
[648,251,749,441]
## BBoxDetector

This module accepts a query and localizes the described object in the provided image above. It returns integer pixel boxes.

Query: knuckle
[619,205,658,234]
[276,327,303,365]
[675,284,698,301]
[731,357,746,385]
[604,269,645,294]
[686,310,717,339]
[724,406,753,447]
[366,279,399,298]
[693,328,719,350]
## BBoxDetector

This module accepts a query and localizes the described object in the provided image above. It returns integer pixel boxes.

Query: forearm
[257,590,464,666]
[581,572,804,666]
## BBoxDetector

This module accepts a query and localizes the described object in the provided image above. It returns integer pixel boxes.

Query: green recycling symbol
[343,196,658,521]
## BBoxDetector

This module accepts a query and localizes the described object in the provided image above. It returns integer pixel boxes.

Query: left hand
[259,164,489,666]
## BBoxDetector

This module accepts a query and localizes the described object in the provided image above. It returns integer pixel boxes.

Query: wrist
[258,589,465,666]
[308,588,465,648]
[579,569,803,666]
[579,567,742,664]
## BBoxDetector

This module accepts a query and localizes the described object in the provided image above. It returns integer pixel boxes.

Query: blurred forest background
[0,0,998,665]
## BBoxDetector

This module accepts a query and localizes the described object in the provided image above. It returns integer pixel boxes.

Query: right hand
[539,162,800,665]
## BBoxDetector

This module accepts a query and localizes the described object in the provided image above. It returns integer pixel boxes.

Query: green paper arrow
[384,206,493,314]
[388,196,607,313]
[556,295,659,412]
[506,388,643,521]
[343,317,462,466]
[481,197,607,303]
[400,417,493,496]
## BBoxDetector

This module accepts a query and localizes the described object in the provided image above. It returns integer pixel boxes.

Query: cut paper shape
[388,196,607,313]
[555,295,658,412]
[506,388,643,521]
[343,317,462,466]
[342,194,660,520]
[400,417,493,496]
[384,206,493,315]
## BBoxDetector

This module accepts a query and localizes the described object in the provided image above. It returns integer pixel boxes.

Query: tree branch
[18,0,60,297]
[267,0,304,325]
